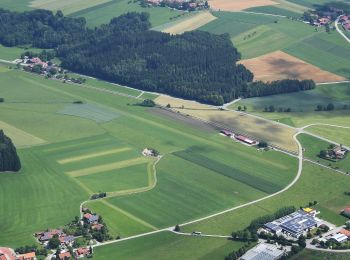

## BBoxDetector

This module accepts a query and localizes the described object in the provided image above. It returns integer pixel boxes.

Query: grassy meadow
[298,133,350,172]
[70,0,191,28]
[233,83,350,128]
[0,66,299,247]
[93,231,245,260]
[306,125,350,147]
[181,162,350,235]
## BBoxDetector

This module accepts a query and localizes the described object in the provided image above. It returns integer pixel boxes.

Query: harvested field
[66,157,149,177]
[161,12,216,34]
[155,95,298,152]
[208,0,277,11]
[240,51,346,83]
[57,147,131,164]
[0,120,46,147]
[30,0,111,15]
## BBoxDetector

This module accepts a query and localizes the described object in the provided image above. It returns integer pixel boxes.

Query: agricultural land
[1,0,350,259]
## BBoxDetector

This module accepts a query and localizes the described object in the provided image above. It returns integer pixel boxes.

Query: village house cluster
[340,14,350,31]
[143,0,208,11]
[319,144,348,161]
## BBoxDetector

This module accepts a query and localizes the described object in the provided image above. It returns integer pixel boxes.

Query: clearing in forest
[240,50,346,83]
[208,0,277,11]
[161,12,217,34]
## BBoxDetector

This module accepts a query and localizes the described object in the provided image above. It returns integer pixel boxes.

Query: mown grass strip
[173,150,281,193]
[66,157,149,177]
[57,147,131,164]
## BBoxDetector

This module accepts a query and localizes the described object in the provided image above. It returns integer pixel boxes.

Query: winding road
[335,16,350,44]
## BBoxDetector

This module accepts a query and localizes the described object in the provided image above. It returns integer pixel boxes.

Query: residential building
[330,233,348,243]
[16,252,36,260]
[83,213,99,224]
[0,248,16,260]
[342,207,350,218]
[58,252,71,260]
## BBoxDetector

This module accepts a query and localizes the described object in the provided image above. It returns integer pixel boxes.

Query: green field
[0,66,299,247]
[234,83,350,113]
[0,45,43,61]
[291,249,350,259]
[298,133,350,172]
[70,0,191,28]
[233,83,350,128]
[0,0,32,11]
[94,231,246,260]
[199,11,277,41]
[245,5,302,18]
[307,125,350,147]
[181,162,350,235]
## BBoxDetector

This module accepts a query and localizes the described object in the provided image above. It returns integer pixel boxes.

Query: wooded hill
[0,130,21,172]
[0,9,315,105]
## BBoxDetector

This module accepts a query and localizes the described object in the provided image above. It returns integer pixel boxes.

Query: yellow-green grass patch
[57,147,131,164]
[29,0,112,15]
[0,120,46,147]
[66,157,149,177]
[76,162,150,193]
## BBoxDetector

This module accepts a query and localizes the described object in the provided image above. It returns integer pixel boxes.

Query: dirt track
[208,0,277,11]
[239,50,346,83]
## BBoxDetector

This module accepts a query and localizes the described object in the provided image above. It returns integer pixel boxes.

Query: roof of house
[91,223,104,230]
[58,251,71,260]
[59,235,75,243]
[339,229,350,237]
[330,233,348,242]
[0,247,16,260]
[76,247,89,255]
[303,207,314,213]
[235,135,255,144]
[17,252,36,260]
[84,213,99,222]
[343,207,350,213]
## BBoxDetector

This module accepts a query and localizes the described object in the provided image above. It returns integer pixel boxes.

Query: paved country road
[335,16,350,44]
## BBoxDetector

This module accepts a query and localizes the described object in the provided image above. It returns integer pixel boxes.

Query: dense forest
[0,130,21,172]
[0,9,315,105]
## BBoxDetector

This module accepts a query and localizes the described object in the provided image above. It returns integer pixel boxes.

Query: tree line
[0,130,21,172]
[0,9,315,105]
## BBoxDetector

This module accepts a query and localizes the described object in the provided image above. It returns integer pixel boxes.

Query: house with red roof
[83,213,99,224]
[342,207,350,217]
[75,248,90,258]
[58,252,71,260]
[0,248,16,260]
[16,252,36,260]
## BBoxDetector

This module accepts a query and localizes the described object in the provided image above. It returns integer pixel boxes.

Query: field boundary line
[57,147,131,164]
[97,200,158,231]
[66,157,149,177]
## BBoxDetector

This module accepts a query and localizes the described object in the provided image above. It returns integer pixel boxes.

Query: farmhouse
[91,223,104,231]
[235,135,257,146]
[59,235,75,246]
[0,248,16,260]
[16,252,36,260]
[241,243,286,260]
[58,251,71,260]
[264,210,318,237]
[75,247,90,258]
[341,207,350,218]
[330,233,348,243]
[339,229,350,238]
[37,229,64,242]
[83,213,99,224]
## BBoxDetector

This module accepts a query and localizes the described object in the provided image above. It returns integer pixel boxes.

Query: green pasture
[77,163,150,193]
[233,18,314,58]
[0,45,43,61]
[181,162,350,235]
[94,231,245,260]
[86,200,153,237]
[286,0,344,9]
[284,31,350,78]
[291,249,350,259]
[103,148,296,228]
[0,148,87,247]
[234,83,350,113]
[244,5,302,18]
[70,0,190,28]
[0,0,31,11]
[306,125,350,147]
[298,133,350,172]
[199,11,277,39]
[58,103,120,123]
